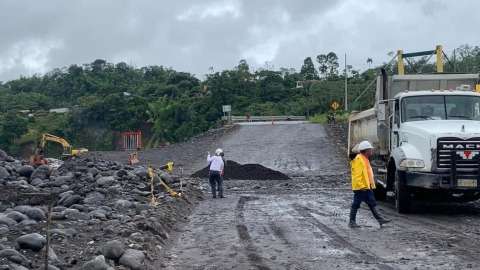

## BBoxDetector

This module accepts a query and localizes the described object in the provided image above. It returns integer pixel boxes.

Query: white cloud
[176,0,241,21]
[0,38,63,76]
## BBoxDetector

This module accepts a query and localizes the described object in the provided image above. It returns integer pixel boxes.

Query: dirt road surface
[161,123,480,270]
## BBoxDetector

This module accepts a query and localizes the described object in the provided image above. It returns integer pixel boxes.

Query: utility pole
[453,49,457,72]
[345,54,348,111]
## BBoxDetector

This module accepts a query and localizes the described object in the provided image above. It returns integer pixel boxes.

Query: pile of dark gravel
[191,160,291,180]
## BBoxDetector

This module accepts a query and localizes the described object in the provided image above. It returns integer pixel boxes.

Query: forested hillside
[0,44,479,155]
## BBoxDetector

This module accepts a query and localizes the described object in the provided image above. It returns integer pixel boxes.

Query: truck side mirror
[377,103,386,121]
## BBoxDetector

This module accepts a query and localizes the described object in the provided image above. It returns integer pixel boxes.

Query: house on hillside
[296,80,321,88]
[49,108,69,114]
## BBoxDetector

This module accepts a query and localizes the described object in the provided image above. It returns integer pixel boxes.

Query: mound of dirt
[191,160,291,180]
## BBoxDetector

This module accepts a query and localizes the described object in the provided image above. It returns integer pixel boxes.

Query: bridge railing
[222,116,306,122]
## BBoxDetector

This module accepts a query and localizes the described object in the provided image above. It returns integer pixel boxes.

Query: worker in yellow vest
[349,141,392,228]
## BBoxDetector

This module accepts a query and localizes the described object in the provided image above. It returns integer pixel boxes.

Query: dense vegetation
[0,44,479,154]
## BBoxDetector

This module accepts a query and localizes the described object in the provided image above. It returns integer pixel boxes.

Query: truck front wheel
[395,169,411,213]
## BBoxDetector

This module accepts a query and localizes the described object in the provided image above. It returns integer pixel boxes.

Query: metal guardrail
[223,116,306,122]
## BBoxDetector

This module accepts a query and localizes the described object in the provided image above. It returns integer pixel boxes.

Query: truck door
[390,100,400,151]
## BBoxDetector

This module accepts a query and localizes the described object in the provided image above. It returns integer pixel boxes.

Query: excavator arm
[38,133,88,156]
[31,133,88,167]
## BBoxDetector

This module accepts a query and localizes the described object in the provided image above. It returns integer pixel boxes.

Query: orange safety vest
[350,154,376,190]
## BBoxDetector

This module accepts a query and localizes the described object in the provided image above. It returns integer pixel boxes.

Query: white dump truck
[348,69,480,213]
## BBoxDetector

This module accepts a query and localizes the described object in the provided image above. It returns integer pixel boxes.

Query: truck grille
[437,138,480,170]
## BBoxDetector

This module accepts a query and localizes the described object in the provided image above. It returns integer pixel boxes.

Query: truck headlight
[400,159,425,168]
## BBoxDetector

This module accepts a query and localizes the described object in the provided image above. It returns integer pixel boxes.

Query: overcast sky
[1,0,479,82]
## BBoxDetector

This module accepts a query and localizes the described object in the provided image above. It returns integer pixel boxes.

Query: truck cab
[349,73,480,213]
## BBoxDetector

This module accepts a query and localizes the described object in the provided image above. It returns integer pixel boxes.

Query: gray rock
[13,206,31,214]
[87,162,95,168]
[5,212,27,223]
[89,167,99,176]
[0,227,9,235]
[80,259,109,270]
[4,165,12,173]
[84,192,104,205]
[136,204,150,215]
[37,265,60,270]
[134,169,149,179]
[16,233,45,251]
[54,176,70,187]
[90,211,106,220]
[130,232,144,243]
[69,204,85,212]
[0,167,9,179]
[0,150,7,161]
[52,206,67,213]
[0,249,29,266]
[102,240,125,261]
[116,169,128,177]
[17,219,37,227]
[118,249,145,270]
[17,166,34,178]
[30,178,44,186]
[10,264,29,270]
[66,212,91,221]
[85,173,95,183]
[5,156,15,162]
[50,228,77,238]
[61,209,79,216]
[96,176,114,186]
[30,165,51,180]
[62,195,83,207]
[26,208,46,221]
[0,218,17,227]
[107,186,119,194]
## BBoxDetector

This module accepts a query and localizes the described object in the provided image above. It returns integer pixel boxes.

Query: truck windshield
[402,95,480,122]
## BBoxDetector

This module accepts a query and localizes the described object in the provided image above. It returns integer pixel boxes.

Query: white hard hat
[358,141,374,151]
[215,148,223,155]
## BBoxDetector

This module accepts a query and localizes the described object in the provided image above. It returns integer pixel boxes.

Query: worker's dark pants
[209,170,223,198]
[351,189,377,209]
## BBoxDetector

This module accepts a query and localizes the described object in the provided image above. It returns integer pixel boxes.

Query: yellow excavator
[30,133,88,167]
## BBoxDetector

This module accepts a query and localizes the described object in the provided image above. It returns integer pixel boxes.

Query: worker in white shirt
[207,148,225,198]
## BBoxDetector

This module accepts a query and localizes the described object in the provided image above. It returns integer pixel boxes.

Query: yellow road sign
[332,102,340,110]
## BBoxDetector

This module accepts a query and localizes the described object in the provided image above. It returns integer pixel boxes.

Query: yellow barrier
[148,162,180,206]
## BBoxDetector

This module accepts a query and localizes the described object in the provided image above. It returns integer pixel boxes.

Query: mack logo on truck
[442,144,480,149]
[457,151,480,160]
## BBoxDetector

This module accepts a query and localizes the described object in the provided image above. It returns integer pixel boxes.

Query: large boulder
[16,233,46,252]
[17,165,34,178]
[25,207,46,221]
[30,165,51,180]
[84,192,104,205]
[0,218,17,227]
[6,211,28,223]
[0,167,10,179]
[62,195,83,207]
[96,176,114,186]
[101,240,125,261]
[0,150,7,161]
[118,249,145,270]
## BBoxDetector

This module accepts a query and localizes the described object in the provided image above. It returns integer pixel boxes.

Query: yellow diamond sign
[331,102,340,110]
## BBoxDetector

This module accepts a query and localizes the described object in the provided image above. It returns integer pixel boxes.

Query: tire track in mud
[235,196,272,270]
[378,203,480,264]
[292,204,394,270]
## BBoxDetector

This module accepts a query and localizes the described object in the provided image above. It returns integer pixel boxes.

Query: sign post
[222,105,231,122]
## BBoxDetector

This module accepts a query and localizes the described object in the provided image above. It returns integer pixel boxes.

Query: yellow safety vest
[350,154,376,190]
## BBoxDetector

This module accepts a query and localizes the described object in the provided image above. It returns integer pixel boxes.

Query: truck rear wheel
[395,169,411,213]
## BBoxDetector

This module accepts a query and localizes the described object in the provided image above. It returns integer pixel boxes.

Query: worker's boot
[348,206,361,228]
[370,206,392,227]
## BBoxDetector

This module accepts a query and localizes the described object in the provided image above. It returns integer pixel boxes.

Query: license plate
[458,179,478,187]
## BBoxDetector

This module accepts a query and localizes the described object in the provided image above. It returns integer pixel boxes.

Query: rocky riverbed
[0,149,204,270]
